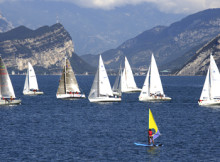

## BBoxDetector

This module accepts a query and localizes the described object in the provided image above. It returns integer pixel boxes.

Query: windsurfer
[148,129,154,144]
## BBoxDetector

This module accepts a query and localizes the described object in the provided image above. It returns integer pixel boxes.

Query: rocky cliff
[0,23,95,74]
[81,8,220,72]
[175,34,220,75]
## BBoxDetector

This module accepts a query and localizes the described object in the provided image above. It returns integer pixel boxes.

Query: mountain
[175,34,220,75]
[0,1,186,55]
[81,8,220,72]
[0,12,13,32]
[0,23,95,74]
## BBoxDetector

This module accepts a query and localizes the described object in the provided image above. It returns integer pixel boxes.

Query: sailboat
[198,54,220,106]
[121,57,141,93]
[112,66,122,96]
[88,55,121,102]
[134,109,162,147]
[139,54,171,101]
[0,57,21,105]
[56,58,85,99]
[23,62,43,95]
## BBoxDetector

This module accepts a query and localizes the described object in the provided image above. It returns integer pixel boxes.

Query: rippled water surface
[0,75,219,161]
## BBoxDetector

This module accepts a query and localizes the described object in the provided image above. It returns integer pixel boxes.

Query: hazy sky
[68,0,220,13]
[0,0,219,14]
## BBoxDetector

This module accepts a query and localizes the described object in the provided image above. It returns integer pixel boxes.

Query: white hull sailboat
[23,62,43,95]
[139,54,171,101]
[88,55,121,102]
[0,57,21,105]
[56,58,85,99]
[121,57,141,93]
[198,54,220,106]
[89,96,121,102]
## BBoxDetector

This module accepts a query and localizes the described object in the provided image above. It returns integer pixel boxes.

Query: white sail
[121,69,127,92]
[149,54,164,95]
[28,62,39,90]
[199,69,210,100]
[139,66,150,98]
[23,71,29,93]
[121,57,140,92]
[88,69,99,99]
[98,55,113,96]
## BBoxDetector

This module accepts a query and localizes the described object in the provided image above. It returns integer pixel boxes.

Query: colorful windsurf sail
[149,109,160,140]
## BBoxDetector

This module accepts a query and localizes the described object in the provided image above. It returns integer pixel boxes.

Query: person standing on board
[148,129,154,144]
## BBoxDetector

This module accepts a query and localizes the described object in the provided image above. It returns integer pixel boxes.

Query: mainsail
[149,54,164,95]
[99,56,113,96]
[57,58,80,95]
[57,68,66,95]
[0,57,15,98]
[200,69,210,100]
[65,59,80,93]
[139,66,150,98]
[149,109,160,140]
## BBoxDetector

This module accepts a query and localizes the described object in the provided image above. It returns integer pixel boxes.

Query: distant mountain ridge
[0,23,95,74]
[81,8,220,73]
[0,2,186,55]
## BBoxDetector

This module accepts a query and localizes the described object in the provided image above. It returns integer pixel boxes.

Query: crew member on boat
[148,129,155,144]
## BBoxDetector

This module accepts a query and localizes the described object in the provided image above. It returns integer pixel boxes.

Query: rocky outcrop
[175,34,220,75]
[0,23,95,74]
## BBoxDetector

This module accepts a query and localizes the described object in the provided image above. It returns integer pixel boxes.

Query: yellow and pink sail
[149,109,160,140]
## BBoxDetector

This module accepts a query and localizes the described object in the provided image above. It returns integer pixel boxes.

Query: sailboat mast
[209,63,212,99]
[148,66,151,96]
[98,59,100,97]
[64,58,67,94]
[125,58,128,88]
[27,65,30,90]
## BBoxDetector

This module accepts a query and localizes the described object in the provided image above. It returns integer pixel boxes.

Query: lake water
[0,75,219,161]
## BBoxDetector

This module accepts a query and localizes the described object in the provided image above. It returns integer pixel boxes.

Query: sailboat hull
[23,91,44,95]
[88,97,121,102]
[112,91,121,96]
[198,100,220,106]
[56,93,86,99]
[0,99,21,105]
[139,96,171,101]
[122,88,141,93]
